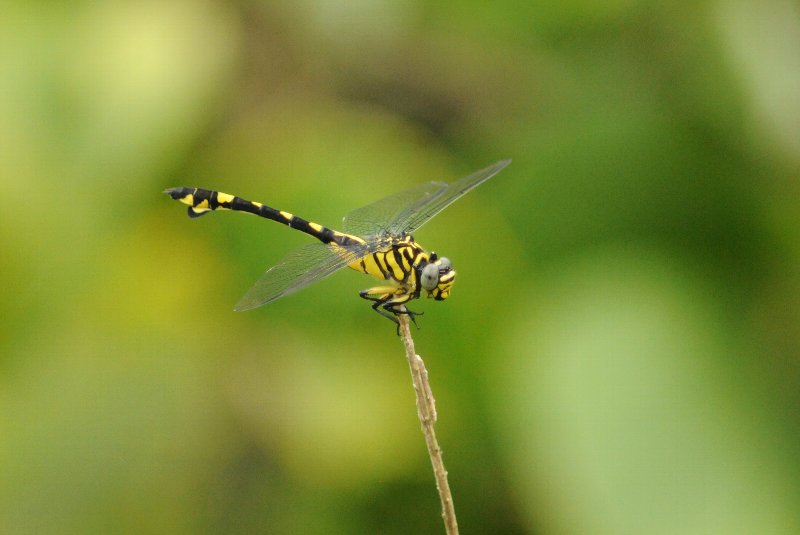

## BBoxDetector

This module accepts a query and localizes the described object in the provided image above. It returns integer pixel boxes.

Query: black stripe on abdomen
[166,187,360,245]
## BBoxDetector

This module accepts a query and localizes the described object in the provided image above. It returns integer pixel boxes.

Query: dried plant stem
[398,314,459,535]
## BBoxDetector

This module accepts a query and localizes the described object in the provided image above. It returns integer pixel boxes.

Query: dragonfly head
[420,253,456,300]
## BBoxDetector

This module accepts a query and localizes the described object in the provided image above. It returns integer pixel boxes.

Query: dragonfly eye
[438,256,452,272]
[421,263,440,291]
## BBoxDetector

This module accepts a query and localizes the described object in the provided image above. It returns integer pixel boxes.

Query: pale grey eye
[438,257,452,271]
[421,263,440,291]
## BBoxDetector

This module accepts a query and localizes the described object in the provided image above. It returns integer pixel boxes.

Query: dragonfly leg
[390,305,423,329]
[359,286,401,325]
[359,286,421,330]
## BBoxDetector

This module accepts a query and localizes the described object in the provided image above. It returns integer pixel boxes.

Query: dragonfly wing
[342,181,448,238]
[234,242,368,311]
[388,159,511,235]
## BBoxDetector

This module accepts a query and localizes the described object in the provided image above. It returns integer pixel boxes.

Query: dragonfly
[165,159,511,326]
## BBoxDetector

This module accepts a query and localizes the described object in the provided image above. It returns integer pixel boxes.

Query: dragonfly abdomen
[164,187,361,246]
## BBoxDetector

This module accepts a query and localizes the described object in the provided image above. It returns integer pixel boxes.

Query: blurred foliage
[1,0,800,534]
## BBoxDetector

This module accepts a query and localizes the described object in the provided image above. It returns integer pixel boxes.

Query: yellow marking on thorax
[399,253,411,273]
[350,247,410,283]
[383,252,406,281]
[195,199,210,210]
[354,254,390,280]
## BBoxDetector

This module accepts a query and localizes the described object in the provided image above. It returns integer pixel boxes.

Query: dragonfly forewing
[389,159,511,235]
[342,181,448,238]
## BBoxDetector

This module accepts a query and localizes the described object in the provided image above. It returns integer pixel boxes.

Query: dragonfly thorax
[352,238,456,302]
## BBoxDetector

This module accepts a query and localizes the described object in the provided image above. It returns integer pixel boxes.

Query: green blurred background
[2,1,800,534]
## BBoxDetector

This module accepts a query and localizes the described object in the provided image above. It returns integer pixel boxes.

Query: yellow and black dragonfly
[165,159,510,326]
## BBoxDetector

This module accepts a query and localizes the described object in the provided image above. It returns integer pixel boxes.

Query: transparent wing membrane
[388,159,511,235]
[234,242,369,311]
[342,181,447,238]
[342,160,510,238]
